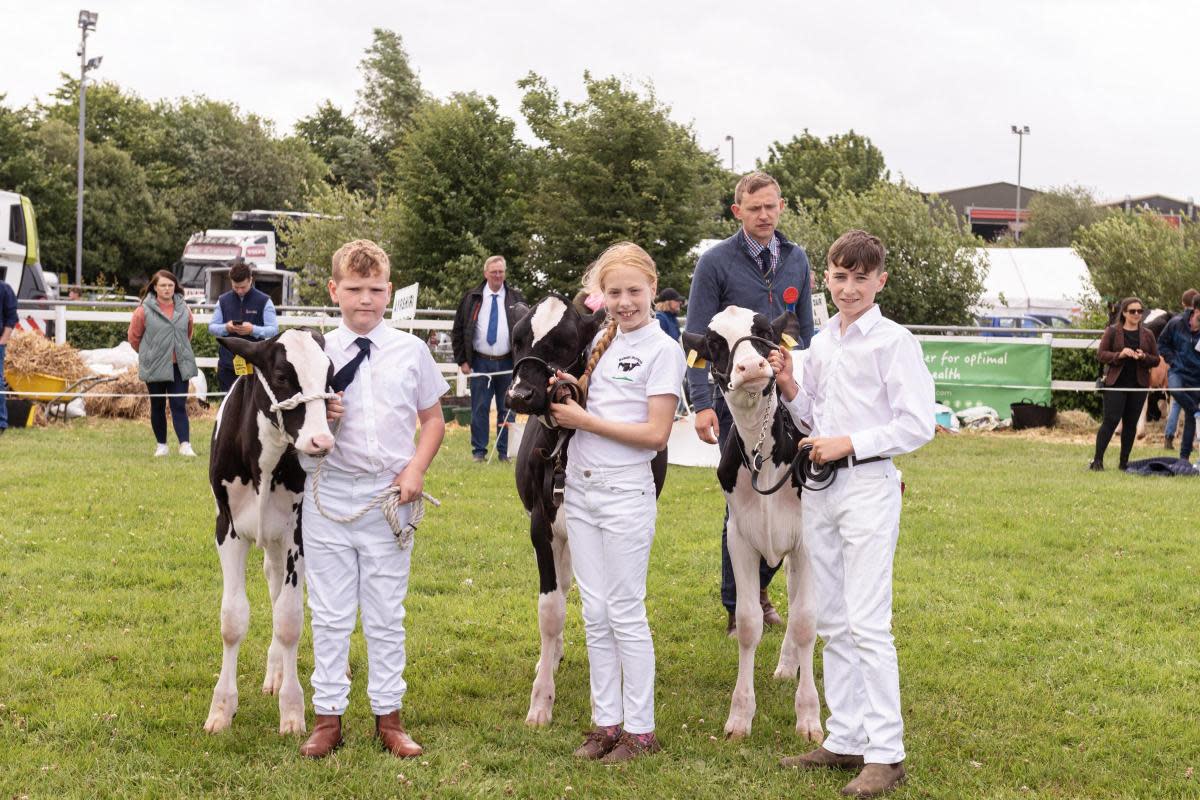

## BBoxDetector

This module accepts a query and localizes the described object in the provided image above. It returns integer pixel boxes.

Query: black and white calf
[504,294,668,726]
[203,329,335,735]
[682,306,822,741]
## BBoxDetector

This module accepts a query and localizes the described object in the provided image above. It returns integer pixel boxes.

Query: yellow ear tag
[687,349,708,369]
[233,355,254,376]
[780,333,798,350]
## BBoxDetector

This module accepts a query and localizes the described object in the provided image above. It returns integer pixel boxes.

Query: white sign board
[392,282,419,320]
[811,291,831,330]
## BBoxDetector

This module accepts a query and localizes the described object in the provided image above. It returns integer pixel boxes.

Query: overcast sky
[9,0,1200,203]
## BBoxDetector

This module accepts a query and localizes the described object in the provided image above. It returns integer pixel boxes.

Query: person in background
[685,170,815,636]
[1162,288,1198,450]
[128,270,197,457]
[654,288,685,342]
[208,259,279,394]
[1157,294,1200,463]
[451,255,526,463]
[1091,297,1160,471]
[0,278,17,435]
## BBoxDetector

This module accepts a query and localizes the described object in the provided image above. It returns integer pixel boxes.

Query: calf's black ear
[681,331,711,362]
[218,336,268,367]
[771,311,803,347]
[508,302,530,330]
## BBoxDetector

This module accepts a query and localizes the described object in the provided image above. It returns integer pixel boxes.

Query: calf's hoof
[795,718,824,742]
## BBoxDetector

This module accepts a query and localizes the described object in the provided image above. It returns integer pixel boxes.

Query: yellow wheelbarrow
[4,371,118,423]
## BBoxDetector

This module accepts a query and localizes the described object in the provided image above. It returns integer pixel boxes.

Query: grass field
[2,418,1199,799]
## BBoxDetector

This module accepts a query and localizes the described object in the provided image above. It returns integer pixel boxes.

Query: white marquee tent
[976,247,1099,317]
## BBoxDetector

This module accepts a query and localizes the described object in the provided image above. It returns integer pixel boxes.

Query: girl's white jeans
[564,461,658,734]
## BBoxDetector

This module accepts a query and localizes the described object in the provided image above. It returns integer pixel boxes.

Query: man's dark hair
[229,259,252,283]
[827,229,886,274]
[1191,294,1200,312]
[1183,288,1198,309]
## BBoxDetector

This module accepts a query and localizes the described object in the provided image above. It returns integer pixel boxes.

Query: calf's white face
[709,307,774,392]
[278,330,336,456]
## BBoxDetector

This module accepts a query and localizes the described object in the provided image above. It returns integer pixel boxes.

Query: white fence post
[55,304,67,345]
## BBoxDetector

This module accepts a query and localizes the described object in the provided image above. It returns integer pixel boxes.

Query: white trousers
[303,468,412,717]
[565,461,657,734]
[801,459,905,764]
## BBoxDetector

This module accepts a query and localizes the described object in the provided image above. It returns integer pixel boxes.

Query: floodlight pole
[1011,124,1030,241]
[75,10,98,289]
[725,134,735,172]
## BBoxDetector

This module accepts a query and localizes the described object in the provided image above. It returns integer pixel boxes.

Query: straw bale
[82,367,207,420]
[5,330,91,382]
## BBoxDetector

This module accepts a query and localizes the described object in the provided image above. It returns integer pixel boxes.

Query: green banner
[919,340,1052,420]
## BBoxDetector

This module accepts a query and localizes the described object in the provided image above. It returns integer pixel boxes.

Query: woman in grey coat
[127,270,198,456]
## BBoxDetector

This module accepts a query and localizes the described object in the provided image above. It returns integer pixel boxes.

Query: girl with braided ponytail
[548,242,686,763]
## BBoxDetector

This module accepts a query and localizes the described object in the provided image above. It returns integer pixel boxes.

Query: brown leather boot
[840,762,906,797]
[600,731,661,763]
[375,711,423,758]
[573,725,622,759]
[780,745,865,770]
[299,714,343,758]
[761,590,783,626]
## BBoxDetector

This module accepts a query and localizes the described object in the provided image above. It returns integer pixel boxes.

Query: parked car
[976,314,1048,337]
[1026,313,1075,329]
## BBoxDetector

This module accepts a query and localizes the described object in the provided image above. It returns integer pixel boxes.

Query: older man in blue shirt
[685,171,815,635]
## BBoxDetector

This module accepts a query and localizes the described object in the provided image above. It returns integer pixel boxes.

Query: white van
[0,190,51,299]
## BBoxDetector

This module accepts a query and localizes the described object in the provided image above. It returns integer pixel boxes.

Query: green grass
[2,420,1199,799]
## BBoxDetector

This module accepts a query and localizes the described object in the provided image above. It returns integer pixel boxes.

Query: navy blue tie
[758,248,772,277]
[331,337,372,392]
[486,293,499,347]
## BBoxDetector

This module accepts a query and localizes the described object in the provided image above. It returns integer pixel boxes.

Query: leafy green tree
[1073,211,1196,311]
[1018,185,1108,248]
[762,129,887,212]
[519,72,725,296]
[356,28,425,153]
[277,187,404,305]
[295,101,379,194]
[390,93,533,305]
[806,181,985,325]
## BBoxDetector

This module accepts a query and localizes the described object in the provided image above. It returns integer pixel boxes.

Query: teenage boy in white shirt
[298,239,448,759]
[769,229,934,798]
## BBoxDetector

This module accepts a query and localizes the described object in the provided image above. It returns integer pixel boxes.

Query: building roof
[929,182,1044,219]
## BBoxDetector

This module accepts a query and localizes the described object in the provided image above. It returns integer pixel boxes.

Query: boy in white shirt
[298,239,448,759]
[770,230,934,798]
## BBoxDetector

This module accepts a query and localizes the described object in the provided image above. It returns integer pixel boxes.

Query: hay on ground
[82,367,205,420]
[4,330,91,382]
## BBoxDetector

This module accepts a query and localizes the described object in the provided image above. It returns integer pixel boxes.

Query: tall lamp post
[1010,124,1030,241]
[75,9,101,290]
[724,134,735,172]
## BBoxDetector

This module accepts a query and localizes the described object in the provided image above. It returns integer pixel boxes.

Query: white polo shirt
[472,284,511,358]
[301,321,449,476]
[568,321,686,469]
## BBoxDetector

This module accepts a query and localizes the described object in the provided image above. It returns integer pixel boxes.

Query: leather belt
[829,454,889,469]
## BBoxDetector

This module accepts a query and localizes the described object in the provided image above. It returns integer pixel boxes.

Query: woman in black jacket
[1091,296,1160,471]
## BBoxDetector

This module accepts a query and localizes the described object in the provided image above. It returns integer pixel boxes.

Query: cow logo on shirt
[611,354,643,381]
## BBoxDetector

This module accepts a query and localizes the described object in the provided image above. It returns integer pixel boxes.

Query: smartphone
[233,319,244,325]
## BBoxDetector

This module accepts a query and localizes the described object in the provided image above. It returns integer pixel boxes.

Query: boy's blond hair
[827,229,886,274]
[331,239,390,282]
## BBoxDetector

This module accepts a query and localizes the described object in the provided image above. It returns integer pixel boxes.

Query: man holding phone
[208,259,279,393]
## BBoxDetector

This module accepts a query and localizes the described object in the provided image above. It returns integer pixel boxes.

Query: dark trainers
[780,745,865,770]
[573,725,622,760]
[1088,460,1104,471]
[840,762,906,797]
[600,731,661,763]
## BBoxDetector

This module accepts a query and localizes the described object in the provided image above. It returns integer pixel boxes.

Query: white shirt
[472,284,511,357]
[301,321,449,476]
[781,305,934,460]
[569,322,686,469]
